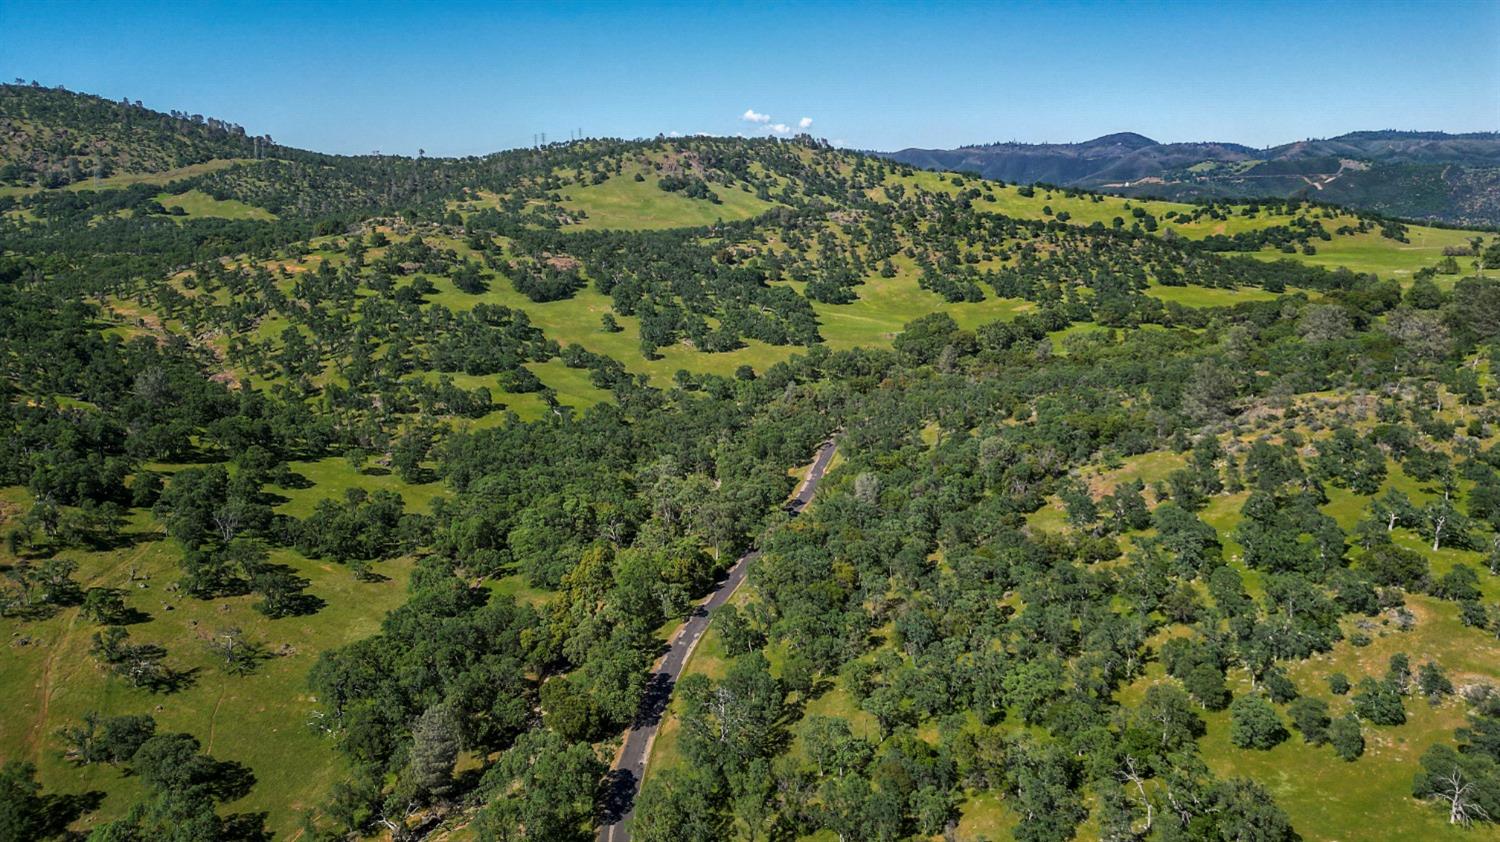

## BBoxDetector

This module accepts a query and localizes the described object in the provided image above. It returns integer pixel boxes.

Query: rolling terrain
[882,130,1500,227]
[3,85,1500,842]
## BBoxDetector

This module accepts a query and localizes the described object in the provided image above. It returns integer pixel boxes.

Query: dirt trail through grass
[25,531,160,755]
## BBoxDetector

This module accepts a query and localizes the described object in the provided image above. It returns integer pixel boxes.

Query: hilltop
[883,130,1500,227]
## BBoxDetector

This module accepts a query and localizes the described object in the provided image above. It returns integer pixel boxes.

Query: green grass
[1025,414,1500,841]
[641,621,729,784]
[173,199,1487,425]
[1027,449,1187,534]
[415,241,804,383]
[483,574,552,609]
[556,164,778,230]
[878,170,1198,231]
[270,456,446,518]
[0,489,414,838]
[880,168,1488,283]
[794,257,1035,351]
[1098,440,1500,841]
[419,360,614,425]
[879,170,1356,240]
[1190,595,1499,842]
[1146,282,1280,307]
[1252,224,1480,281]
[0,159,256,197]
[1113,531,1500,842]
[951,791,1019,841]
[155,189,275,221]
[1046,321,1110,354]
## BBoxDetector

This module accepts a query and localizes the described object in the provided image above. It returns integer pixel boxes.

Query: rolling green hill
[4,87,1500,842]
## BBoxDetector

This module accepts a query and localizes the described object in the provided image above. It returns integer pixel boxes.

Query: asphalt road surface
[597,438,838,842]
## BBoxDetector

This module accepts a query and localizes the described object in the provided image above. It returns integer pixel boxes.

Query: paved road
[597,439,838,842]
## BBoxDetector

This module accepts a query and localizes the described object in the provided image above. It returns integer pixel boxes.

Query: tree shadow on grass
[248,562,326,618]
[39,788,106,837]
[110,605,153,626]
[801,675,837,702]
[277,470,314,490]
[204,758,258,802]
[220,811,272,842]
[262,588,325,618]
[144,664,201,695]
[350,560,391,584]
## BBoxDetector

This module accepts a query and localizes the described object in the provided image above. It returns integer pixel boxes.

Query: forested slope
[882,131,1500,227]
[0,83,271,188]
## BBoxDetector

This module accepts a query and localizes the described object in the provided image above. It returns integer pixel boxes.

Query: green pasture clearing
[1047,321,1110,353]
[424,264,803,382]
[155,188,275,221]
[793,259,1035,351]
[417,360,614,424]
[1146,282,1280,307]
[1193,595,1499,842]
[1257,223,1482,280]
[950,791,1020,842]
[270,456,446,518]
[1026,449,1186,534]
[1115,566,1500,842]
[0,488,414,838]
[557,164,778,230]
[484,573,553,609]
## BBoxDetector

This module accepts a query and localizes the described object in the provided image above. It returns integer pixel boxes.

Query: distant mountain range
[880,130,1500,226]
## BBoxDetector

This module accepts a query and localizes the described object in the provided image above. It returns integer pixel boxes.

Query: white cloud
[667,130,682,138]
[741,108,770,124]
[769,123,791,135]
[798,116,813,129]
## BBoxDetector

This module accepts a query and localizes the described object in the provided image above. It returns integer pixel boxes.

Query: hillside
[882,130,1500,227]
[0,83,274,188]
[3,87,1500,842]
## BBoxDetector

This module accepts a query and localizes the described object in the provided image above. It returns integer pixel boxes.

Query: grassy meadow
[155,188,276,221]
[0,488,417,837]
[557,164,779,230]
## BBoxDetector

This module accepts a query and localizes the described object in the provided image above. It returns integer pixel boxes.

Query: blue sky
[2,0,1496,156]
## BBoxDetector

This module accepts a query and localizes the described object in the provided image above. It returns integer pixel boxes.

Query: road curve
[597,438,838,842]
